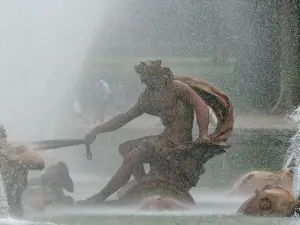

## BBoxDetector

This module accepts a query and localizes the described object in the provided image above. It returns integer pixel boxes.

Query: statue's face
[134,60,166,88]
[238,185,298,217]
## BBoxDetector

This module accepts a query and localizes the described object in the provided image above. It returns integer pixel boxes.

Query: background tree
[270,0,300,114]
[76,0,300,114]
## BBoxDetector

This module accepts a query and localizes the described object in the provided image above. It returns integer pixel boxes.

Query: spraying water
[282,106,300,200]
[0,174,9,217]
[0,1,127,174]
[0,1,124,223]
[0,0,115,142]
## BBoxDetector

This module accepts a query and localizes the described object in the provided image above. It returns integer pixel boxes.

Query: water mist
[282,106,300,200]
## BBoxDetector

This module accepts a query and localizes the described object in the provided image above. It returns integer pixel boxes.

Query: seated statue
[79,60,233,205]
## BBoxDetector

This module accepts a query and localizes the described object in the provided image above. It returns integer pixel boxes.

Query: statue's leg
[160,144,224,190]
[79,144,152,204]
[118,136,156,182]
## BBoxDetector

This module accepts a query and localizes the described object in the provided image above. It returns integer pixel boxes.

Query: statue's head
[134,60,174,88]
[238,184,300,217]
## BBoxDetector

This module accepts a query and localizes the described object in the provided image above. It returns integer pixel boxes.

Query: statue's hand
[85,129,97,144]
[194,135,211,146]
[162,146,175,155]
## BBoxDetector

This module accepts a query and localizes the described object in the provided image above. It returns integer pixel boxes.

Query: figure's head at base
[237,184,300,217]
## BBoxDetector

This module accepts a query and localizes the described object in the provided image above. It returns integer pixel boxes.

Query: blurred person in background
[111,81,127,113]
[92,79,112,124]
[73,99,90,125]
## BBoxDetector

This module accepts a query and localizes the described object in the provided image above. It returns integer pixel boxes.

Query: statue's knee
[119,142,131,157]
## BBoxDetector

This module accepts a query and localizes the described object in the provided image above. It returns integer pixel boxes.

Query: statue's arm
[172,80,209,138]
[92,93,147,135]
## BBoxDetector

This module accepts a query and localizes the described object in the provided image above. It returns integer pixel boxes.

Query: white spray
[282,106,300,200]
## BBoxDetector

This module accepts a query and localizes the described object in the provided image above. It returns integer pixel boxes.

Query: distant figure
[113,83,127,112]
[73,100,90,125]
[93,79,112,124]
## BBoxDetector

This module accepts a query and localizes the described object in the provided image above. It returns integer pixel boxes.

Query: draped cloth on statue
[175,75,234,148]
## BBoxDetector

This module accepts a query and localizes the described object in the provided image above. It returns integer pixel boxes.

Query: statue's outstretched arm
[85,92,148,144]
